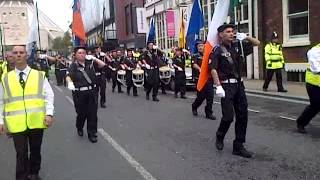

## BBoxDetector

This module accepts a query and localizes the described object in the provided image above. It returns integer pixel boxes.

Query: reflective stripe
[3,74,12,98]
[38,71,44,96]
[4,94,45,103]
[5,107,45,117]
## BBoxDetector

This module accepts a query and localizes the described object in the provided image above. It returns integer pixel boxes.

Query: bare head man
[5,51,15,66]
[12,45,27,70]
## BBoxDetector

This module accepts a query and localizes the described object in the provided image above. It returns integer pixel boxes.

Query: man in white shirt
[0,45,54,180]
[296,43,320,133]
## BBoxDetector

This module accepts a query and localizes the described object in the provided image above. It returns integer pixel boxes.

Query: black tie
[19,72,25,89]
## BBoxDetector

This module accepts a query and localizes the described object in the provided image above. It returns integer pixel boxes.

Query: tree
[52,31,72,51]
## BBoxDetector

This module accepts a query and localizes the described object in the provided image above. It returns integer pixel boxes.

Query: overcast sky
[37,0,73,31]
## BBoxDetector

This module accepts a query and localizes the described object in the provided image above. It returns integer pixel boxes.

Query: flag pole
[102,5,106,47]
[36,2,42,50]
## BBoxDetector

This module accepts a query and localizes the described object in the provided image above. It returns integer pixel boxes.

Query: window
[282,0,309,47]
[106,23,117,40]
[156,13,166,49]
[125,5,132,35]
[231,0,249,33]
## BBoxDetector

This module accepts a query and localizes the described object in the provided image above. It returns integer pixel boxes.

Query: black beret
[217,24,235,32]
[127,48,134,52]
[73,46,86,53]
[195,39,204,45]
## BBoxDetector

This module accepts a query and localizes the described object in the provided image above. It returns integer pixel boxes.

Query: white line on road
[279,116,296,121]
[65,96,74,105]
[98,128,157,180]
[246,93,309,105]
[248,109,260,113]
[54,85,63,93]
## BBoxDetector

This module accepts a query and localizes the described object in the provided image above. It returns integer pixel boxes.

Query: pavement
[244,78,309,102]
[0,79,319,180]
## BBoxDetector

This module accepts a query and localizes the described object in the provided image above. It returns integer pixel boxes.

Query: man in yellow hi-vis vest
[262,32,287,92]
[0,51,15,79]
[296,43,320,134]
[0,45,54,180]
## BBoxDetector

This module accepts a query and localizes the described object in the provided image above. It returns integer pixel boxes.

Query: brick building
[257,0,320,81]
[115,0,146,49]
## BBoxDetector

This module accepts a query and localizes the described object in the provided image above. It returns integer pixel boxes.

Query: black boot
[215,137,224,151]
[192,106,198,116]
[152,97,160,102]
[232,143,253,158]
[297,124,307,134]
[146,93,150,100]
[206,114,216,120]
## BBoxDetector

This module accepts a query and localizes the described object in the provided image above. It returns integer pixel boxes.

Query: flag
[178,12,186,49]
[147,8,156,43]
[26,2,40,66]
[197,0,230,91]
[72,0,86,46]
[186,0,204,54]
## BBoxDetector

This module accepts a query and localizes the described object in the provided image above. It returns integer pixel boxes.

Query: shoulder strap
[220,45,234,66]
[76,62,93,84]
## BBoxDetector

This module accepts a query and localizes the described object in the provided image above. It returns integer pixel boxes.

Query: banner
[166,10,175,37]
[136,8,148,34]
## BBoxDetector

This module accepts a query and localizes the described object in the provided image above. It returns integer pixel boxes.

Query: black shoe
[263,88,268,92]
[119,91,124,93]
[28,174,42,180]
[77,129,84,137]
[278,89,288,92]
[112,89,115,93]
[174,94,178,98]
[232,146,253,158]
[101,104,106,108]
[297,124,307,134]
[215,137,224,151]
[192,107,198,116]
[153,97,160,102]
[88,136,98,143]
[133,94,138,97]
[162,91,167,95]
[181,95,187,99]
[206,114,216,120]
[146,94,150,100]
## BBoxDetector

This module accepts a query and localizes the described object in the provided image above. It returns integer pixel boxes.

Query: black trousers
[160,81,167,93]
[126,70,137,95]
[174,71,186,96]
[73,89,98,136]
[12,129,44,180]
[297,83,320,127]
[216,82,248,145]
[96,74,106,104]
[111,72,122,92]
[146,69,159,98]
[192,81,214,116]
[263,69,284,90]
[55,69,61,85]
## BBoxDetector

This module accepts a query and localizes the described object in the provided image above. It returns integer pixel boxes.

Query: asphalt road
[0,82,319,180]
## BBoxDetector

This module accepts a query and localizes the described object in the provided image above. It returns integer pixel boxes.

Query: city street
[1,82,319,180]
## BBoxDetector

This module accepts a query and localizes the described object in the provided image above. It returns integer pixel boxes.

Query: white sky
[37,0,73,31]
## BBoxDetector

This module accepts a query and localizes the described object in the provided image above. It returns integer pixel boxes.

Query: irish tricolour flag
[196,0,231,91]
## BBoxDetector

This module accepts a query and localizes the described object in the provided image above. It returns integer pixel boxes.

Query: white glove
[215,86,225,98]
[236,32,247,41]
[100,52,106,56]
[177,67,183,71]
[85,55,95,60]
[145,64,151,69]
[39,54,47,59]
[67,82,75,91]
[113,68,117,71]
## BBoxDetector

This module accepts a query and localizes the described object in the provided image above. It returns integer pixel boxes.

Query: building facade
[0,0,64,52]
[114,0,146,49]
[257,0,320,82]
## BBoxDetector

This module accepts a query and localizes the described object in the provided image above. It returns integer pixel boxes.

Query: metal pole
[0,25,4,59]
[36,2,42,50]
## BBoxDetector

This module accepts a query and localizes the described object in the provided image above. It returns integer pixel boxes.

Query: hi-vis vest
[2,69,46,133]
[306,43,320,87]
[264,43,284,69]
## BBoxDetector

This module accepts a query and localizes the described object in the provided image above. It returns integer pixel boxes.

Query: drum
[159,66,171,85]
[132,68,144,88]
[117,70,126,86]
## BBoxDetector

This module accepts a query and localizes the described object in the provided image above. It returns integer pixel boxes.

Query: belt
[221,78,243,84]
[60,68,67,71]
[75,85,97,91]
[150,66,158,69]
[95,72,101,76]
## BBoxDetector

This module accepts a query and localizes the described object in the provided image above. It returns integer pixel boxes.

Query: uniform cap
[217,24,235,32]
